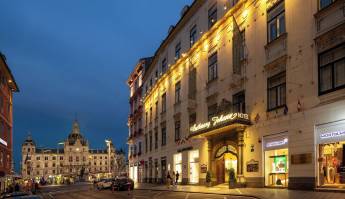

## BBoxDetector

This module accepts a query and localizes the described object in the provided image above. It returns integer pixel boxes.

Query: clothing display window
[264,148,289,187]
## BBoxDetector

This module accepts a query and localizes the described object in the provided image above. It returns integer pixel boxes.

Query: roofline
[127,56,153,85]
[143,0,204,81]
[0,52,19,92]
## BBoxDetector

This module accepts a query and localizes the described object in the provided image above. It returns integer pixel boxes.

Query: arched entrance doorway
[215,145,238,184]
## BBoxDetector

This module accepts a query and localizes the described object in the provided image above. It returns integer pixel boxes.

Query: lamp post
[105,139,111,177]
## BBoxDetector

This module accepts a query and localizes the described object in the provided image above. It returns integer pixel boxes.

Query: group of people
[166,171,179,188]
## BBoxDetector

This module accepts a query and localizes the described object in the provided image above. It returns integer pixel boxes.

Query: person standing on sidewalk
[166,171,172,189]
[175,171,179,186]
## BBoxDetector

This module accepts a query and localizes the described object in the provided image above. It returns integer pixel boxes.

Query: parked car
[111,177,134,191]
[96,178,113,189]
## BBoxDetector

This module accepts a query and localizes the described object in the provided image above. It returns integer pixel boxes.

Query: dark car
[111,177,134,191]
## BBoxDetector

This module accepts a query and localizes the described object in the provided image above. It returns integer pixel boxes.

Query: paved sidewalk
[135,183,345,199]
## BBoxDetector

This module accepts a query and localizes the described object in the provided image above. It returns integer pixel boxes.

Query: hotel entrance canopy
[189,112,251,138]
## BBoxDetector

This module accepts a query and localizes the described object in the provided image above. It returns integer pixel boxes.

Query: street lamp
[105,139,111,177]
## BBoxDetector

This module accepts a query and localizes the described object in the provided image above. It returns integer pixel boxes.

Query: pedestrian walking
[175,171,179,185]
[166,171,172,189]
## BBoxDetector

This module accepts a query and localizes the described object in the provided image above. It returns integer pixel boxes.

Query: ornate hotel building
[127,0,345,190]
[0,53,19,192]
[21,120,126,183]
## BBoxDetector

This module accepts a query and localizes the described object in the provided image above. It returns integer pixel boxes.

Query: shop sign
[320,131,345,139]
[266,138,288,148]
[190,112,249,133]
[200,164,207,173]
[215,145,237,158]
[246,159,259,172]
[0,138,7,146]
[291,153,312,164]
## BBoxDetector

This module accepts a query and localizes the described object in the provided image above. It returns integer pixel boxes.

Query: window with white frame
[267,72,286,110]
[267,0,285,43]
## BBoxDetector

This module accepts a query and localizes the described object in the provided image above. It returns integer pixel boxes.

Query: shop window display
[264,148,288,187]
[318,142,345,187]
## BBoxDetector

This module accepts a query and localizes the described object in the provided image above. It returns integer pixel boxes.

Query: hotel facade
[0,53,19,192]
[127,0,345,190]
[21,120,126,184]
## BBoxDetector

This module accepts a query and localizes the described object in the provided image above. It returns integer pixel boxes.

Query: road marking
[185,193,190,199]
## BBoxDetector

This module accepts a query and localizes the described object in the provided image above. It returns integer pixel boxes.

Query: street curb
[135,188,261,199]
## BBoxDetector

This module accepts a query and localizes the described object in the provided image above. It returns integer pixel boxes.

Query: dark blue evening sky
[0,0,192,172]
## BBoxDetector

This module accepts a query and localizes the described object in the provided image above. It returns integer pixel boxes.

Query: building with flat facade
[0,53,19,192]
[127,0,345,190]
[21,120,126,183]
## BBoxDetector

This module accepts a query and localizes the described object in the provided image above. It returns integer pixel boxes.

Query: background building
[0,53,19,192]
[21,120,126,183]
[127,0,345,190]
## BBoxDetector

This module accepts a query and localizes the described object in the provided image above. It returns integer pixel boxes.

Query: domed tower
[66,120,88,146]
[22,133,35,155]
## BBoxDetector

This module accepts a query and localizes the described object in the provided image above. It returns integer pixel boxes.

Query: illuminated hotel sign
[0,138,7,146]
[189,112,250,134]
[320,131,345,139]
[266,138,288,148]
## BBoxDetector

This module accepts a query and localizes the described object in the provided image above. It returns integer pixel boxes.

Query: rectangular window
[161,126,167,146]
[188,67,197,99]
[162,58,167,73]
[319,0,335,10]
[175,42,181,60]
[190,25,197,47]
[233,91,246,113]
[319,43,345,94]
[175,121,181,141]
[155,101,158,118]
[154,129,158,149]
[175,81,181,104]
[233,30,245,75]
[189,113,196,125]
[149,131,152,152]
[267,72,286,110]
[208,3,217,29]
[161,93,167,113]
[145,112,148,126]
[208,52,218,81]
[267,0,285,42]
[145,134,148,153]
[149,107,152,123]
[208,104,218,120]
[139,142,142,154]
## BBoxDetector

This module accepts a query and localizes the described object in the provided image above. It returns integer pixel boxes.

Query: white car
[97,179,113,189]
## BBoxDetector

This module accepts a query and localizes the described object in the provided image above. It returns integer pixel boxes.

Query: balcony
[314,1,345,52]
[264,33,287,66]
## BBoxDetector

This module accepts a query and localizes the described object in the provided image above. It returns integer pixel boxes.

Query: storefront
[263,133,289,187]
[316,120,345,188]
[188,150,199,184]
[173,153,182,183]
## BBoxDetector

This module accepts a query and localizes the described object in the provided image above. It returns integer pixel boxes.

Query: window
[45,156,48,161]
[154,129,158,149]
[162,58,167,73]
[319,0,335,10]
[69,156,72,162]
[138,142,142,154]
[145,112,148,126]
[267,0,285,42]
[52,163,56,167]
[190,25,197,47]
[149,107,152,123]
[52,156,56,161]
[145,134,148,153]
[267,72,286,110]
[155,101,158,118]
[233,30,245,74]
[175,81,181,104]
[233,91,246,113]
[161,93,167,113]
[149,131,152,152]
[175,42,181,60]
[60,156,63,160]
[208,3,217,29]
[36,157,40,161]
[319,43,345,94]
[208,52,218,81]
[188,67,197,99]
[45,163,48,167]
[175,121,181,141]
[208,104,218,120]
[189,113,196,125]
[76,156,79,162]
[161,126,167,146]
